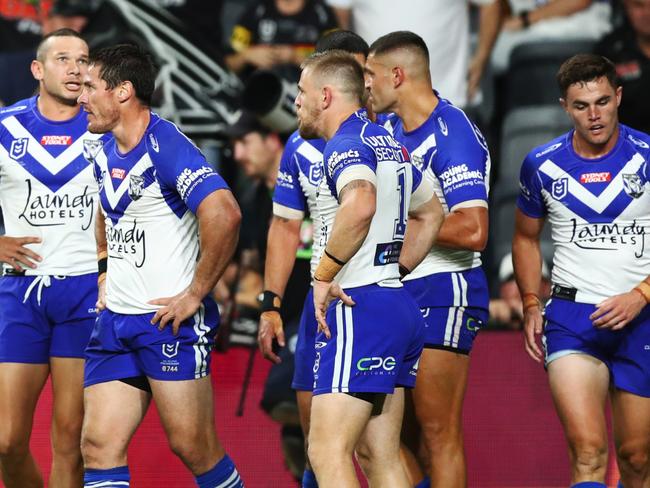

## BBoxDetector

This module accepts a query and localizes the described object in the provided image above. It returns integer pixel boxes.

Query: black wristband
[260,290,282,313]
[399,264,411,279]
[98,257,108,275]
[520,10,530,28]
[324,249,347,266]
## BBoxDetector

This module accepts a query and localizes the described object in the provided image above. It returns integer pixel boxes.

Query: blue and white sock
[195,455,243,488]
[415,476,430,488]
[302,469,318,487]
[84,465,130,487]
[570,483,607,488]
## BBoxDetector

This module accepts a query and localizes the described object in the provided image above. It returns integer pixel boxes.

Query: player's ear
[322,85,332,109]
[559,97,568,112]
[392,66,404,88]
[117,81,133,103]
[31,59,44,81]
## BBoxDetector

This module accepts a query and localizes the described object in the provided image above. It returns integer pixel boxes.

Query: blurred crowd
[1,0,649,480]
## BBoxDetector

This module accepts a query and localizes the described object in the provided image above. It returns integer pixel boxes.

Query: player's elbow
[466,226,488,252]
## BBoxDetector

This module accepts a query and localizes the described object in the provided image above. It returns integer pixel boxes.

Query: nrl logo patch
[162,342,179,358]
[9,138,28,160]
[83,139,103,162]
[622,173,644,198]
[551,178,568,200]
[128,174,145,201]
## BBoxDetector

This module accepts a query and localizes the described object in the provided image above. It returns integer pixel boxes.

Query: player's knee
[167,433,212,469]
[80,429,124,467]
[0,425,31,459]
[51,416,83,457]
[617,442,650,476]
[419,415,461,446]
[570,443,608,474]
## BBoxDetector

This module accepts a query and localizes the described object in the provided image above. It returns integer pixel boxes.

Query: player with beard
[77,44,243,488]
[295,49,443,487]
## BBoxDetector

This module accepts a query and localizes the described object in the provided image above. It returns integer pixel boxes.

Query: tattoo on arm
[339,179,375,202]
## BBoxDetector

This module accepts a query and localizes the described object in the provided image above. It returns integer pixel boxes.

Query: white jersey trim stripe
[341,305,354,393]
[458,273,469,307]
[451,272,461,307]
[452,306,465,348]
[332,301,345,392]
[296,140,324,163]
[443,306,455,346]
[272,202,304,220]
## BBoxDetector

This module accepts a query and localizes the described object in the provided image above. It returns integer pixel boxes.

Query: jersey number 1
[394,167,407,240]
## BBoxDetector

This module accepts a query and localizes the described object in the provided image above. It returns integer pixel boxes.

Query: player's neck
[322,104,359,140]
[113,106,151,154]
[396,86,438,133]
[572,125,620,160]
[36,93,80,122]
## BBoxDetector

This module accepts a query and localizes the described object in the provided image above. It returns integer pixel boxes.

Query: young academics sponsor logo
[176,166,215,200]
[439,163,483,190]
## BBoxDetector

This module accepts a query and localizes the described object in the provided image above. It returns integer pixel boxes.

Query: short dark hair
[315,30,369,57]
[556,54,619,98]
[89,43,157,106]
[301,50,365,105]
[36,28,85,61]
[369,30,429,63]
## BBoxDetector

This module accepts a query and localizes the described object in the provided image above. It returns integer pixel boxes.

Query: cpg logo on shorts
[356,356,396,375]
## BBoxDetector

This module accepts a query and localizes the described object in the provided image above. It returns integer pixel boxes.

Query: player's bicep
[514,207,545,240]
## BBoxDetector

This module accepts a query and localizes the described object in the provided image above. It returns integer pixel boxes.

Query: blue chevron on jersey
[91,112,230,314]
[384,95,491,276]
[518,124,650,303]
[0,96,102,276]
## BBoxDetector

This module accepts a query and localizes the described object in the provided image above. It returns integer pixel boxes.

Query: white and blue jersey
[518,125,650,303]
[273,130,331,275]
[88,112,229,315]
[518,125,650,396]
[0,96,102,275]
[383,96,490,353]
[0,96,100,363]
[312,110,431,395]
[318,110,431,289]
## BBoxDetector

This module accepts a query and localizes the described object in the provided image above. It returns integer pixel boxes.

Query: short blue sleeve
[273,136,307,212]
[151,124,229,214]
[516,153,546,218]
[432,112,489,210]
[324,136,376,197]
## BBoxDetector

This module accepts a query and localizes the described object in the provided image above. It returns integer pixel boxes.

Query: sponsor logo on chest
[111,168,126,180]
[580,172,611,184]
[40,135,72,146]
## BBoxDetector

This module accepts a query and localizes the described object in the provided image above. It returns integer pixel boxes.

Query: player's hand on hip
[96,280,107,312]
[149,290,202,335]
[0,235,42,271]
[258,311,285,364]
[523,307,544,363]
[590,291,646,330]
[313,280,355,340]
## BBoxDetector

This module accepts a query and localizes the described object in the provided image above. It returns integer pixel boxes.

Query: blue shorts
[418,306,488,354]
[292,287,316,391]
[313,284,424,396]
[84,299,219,388]
[403,269,489,354]
[544,298,650,397]
[0,274,97,363]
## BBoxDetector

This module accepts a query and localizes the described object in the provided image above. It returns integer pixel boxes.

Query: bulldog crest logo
[83,139,103,162]
[9,138,28,160]
[622,173,644,198]
[128,174,145,201]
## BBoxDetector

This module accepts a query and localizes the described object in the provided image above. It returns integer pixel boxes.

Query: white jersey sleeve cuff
[409,176,435,211]
[449,199,488,212]
[273,203,304,220]
[335,165,377,196]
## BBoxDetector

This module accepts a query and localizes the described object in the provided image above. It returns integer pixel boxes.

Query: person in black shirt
[595,0,650,134]
[225,0,338,81]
